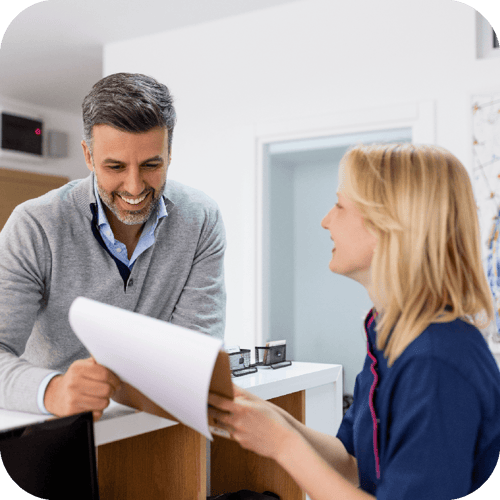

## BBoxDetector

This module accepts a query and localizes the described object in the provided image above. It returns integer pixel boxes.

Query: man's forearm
[0,350,55,413]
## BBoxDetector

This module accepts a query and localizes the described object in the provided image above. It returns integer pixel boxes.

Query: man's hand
[44,357,121,421]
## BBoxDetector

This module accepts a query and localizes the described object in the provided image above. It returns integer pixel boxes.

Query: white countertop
[235,361,341,399]
[0,361,342,446]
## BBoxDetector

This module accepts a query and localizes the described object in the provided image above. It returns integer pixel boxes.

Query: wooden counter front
[98,424,206,500]
[211,391,306,500]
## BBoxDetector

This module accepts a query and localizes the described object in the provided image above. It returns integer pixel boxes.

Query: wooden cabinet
[0,362,343,500]
[98,423,207,500]
[211,392,306,500]
[96,393,305,500]
[95,362,342,500]
[0,168,69,230]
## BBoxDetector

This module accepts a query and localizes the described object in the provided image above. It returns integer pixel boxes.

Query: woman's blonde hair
[340,143,494,366]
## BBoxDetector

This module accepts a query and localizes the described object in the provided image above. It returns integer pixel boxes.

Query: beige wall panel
[0,168,69,230]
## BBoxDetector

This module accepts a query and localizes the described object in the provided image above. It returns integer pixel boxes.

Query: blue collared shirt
[93,176,167,268]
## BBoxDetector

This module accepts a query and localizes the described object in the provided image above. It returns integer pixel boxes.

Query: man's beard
[95,173,166,226]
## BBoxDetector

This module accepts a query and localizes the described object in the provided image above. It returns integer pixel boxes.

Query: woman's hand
[208,384,300,461]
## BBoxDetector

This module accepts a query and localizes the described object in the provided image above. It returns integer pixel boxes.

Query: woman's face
[321,191,377,287]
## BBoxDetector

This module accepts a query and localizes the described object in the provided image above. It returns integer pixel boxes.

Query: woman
[209,143,500,500]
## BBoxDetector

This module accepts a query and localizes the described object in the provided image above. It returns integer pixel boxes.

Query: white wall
[0,95,87,180]
[104,0,500,349]
[292,154,371,394]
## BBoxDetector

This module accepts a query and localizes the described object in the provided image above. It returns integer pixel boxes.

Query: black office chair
[0,412,99,500]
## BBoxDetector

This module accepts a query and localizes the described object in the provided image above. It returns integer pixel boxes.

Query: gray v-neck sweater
[0,173,226,413]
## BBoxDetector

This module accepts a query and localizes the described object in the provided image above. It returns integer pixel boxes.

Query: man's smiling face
[82,124,170,228]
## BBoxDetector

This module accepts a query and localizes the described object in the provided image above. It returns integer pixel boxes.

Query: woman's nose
[321,208,333,229]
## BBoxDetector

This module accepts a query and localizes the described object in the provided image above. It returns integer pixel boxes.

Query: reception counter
[0,361,342,499]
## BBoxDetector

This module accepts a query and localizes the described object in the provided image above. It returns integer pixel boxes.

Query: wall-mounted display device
[0,111,44,161]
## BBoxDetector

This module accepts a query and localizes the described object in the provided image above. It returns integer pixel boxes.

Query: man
[0,73,226,420]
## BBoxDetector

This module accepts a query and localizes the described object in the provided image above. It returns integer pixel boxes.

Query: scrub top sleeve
[377,357,480,500]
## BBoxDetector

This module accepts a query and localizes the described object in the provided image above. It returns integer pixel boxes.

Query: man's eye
[144,163,161,168]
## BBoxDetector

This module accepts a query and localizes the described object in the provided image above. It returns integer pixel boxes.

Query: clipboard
[69,297,235,440]
[112,349,235,439]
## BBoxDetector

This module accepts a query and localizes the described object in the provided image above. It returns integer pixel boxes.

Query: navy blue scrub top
[337,309,500,499]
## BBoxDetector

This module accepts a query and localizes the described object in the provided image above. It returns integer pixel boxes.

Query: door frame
[254,101,436,346]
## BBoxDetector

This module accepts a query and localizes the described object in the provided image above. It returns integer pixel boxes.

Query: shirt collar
[364,307,379,347]
[364,307,378,328]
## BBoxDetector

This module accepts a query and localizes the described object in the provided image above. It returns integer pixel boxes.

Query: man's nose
[122,168,144,196]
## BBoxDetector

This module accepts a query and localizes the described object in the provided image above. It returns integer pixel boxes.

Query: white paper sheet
[68,297,223,439]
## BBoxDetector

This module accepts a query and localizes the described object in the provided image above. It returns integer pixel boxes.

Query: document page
[69,297,224,439]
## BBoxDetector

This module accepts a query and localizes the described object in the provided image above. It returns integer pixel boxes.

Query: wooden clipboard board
[112,350,234,439]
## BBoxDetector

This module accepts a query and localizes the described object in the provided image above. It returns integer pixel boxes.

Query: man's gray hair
[82,73,176,153]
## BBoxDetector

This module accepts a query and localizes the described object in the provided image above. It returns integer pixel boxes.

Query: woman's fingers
[208,388,296,458]
[232,384,256,399]
[210,386,261,408]
[208,391,233,411]
[208,406,236,435]
[208,406,229,421]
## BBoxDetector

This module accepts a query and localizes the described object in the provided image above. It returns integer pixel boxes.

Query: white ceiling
[0,0,300,114]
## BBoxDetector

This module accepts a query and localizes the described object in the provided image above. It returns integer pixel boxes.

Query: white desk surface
[0,361,342,446]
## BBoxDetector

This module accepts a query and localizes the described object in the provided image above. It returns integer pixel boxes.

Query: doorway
[262,127,412,395]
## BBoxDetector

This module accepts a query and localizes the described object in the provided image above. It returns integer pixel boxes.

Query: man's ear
[81,140,93,172]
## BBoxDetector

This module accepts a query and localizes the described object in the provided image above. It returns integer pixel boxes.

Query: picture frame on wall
[472,92,500,342]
